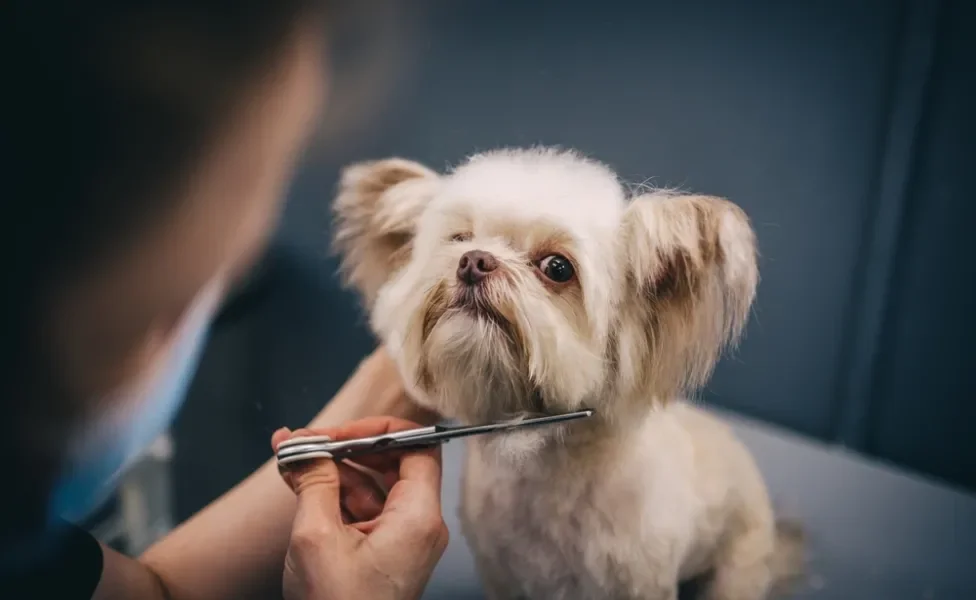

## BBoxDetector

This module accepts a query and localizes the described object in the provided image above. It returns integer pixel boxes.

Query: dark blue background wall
[174,0,976,521]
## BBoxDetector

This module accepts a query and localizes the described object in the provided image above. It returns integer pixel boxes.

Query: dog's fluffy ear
[618,193,758,398]
[332,158,440,309]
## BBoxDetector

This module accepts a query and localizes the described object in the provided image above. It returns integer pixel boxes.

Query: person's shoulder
[0,520,103,600]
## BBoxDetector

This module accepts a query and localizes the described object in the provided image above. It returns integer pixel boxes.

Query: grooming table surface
[423,411,976,599]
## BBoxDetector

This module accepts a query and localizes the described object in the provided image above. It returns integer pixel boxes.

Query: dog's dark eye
[451,232,472,242]
[539,255,574,283]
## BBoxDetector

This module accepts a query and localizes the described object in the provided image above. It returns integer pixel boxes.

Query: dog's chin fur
[332,147,804,600]
[417,309,566,467]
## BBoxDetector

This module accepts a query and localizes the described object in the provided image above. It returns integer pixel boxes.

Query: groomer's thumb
[290,459,346,540]
[285,439,344,541]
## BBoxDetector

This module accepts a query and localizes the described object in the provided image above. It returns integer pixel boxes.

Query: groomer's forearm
[93,353,432,600]
[94,455,292,600]
[93,449,296,600]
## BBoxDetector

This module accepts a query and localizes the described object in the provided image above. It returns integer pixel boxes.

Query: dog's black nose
[457,250,498,285]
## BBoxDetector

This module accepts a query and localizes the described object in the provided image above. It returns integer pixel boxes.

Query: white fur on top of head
[331,147,758,437]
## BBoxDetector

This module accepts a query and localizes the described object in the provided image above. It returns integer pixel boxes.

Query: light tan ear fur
[616,193,759,400]
[331,158,440,309]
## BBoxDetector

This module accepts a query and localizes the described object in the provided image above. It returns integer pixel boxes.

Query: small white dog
[332,147,803,600]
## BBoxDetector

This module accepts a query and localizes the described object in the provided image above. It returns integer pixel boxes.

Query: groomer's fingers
[273,418,431,485]
[276,428,386,523]
[368,446,448,554]
[272,418,425,461]
[276,416,421,446]
[398,444,443,491]
[328,415,428,440]
[337,462,386,522]
[271,427,292,450]
[382,445,444,515]
[286,429,347,541]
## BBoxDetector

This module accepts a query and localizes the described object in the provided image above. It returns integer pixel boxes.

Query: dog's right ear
[332,158,441,309]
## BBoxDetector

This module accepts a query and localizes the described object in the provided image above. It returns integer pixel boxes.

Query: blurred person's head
[3,0,331,538]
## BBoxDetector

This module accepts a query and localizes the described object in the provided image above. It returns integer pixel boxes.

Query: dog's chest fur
[458,415,722,600]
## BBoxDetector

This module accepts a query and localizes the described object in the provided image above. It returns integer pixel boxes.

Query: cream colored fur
[331,147,803,600]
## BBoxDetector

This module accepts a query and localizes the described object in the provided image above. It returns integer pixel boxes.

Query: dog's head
[333,148,757,457]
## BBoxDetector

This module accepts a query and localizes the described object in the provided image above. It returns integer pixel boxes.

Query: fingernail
[271,427,292,450]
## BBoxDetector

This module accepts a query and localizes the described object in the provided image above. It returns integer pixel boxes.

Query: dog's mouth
[448,286,510,329]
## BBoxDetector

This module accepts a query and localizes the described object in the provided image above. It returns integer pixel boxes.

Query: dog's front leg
[697,523,775,600]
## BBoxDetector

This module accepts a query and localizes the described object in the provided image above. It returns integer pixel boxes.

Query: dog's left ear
[619,193,758,396]
[332,158,441,309]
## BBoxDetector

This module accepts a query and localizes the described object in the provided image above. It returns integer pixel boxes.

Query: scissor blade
[376,409,596,447]
[275,410,594,464]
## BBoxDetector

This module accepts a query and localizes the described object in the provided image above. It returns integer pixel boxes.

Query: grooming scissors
[275,409,594,467]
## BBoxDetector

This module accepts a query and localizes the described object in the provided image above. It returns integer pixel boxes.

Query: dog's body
[462,401,797,600]
[332,147,802,600]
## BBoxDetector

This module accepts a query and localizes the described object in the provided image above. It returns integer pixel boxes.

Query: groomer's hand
[272,417,449,600]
